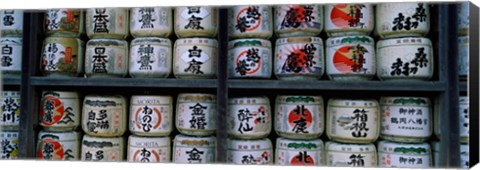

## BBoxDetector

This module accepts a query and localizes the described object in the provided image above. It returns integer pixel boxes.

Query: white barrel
[130,7,173,38]
[86,8,129,39]
[81,95,127,137]
[376,37,433,81]
[0,131,19,159]
[459,96,469,144]
[326,98,380,143]
[324,4,374,37]
[81,135,125,162]
[0,10,23,36]
[37,131,81,160]
[378,140,432,168]
[129,37,172,78]
[41,37,84,77]
[85,39,128,78]
[228,5,273,39]
[173,38,217,79]
[458,36,469,80]
[457,2,469,36]
[129,95,173,137]
[376,3,430,39]
[45,9,85,37]
[326,35,375,81]
[39,91,81,132]
[173,134,216,164]
[275,137,324,166]
[227,138,273,165]
[0,37,22,75]
[228,96,271,139]
[228,39,272,79]
[174,6,218,38]
[274,36,324,80]
[460,144,469,169]
[176,93,216,136]
[274,95,324,139]
[0,91,21,131]
[380,97,432,143]
[274,5,323,37]
[325,141,377,167]
[127,135,171,162]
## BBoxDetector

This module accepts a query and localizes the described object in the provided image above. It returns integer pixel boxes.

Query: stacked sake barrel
[457,2,469,80]
[0,91,21,159]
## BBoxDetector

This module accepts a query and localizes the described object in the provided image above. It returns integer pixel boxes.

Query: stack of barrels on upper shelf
[0,10,24,160]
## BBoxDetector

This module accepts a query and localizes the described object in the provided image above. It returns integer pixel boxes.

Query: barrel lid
[130,95,173,105]
[2,91,20,97]
[131,37,172,46]
[128,135,170,147]
[174,134,216,147]
[228,96,270,105]
[177,93,216,103]
[0,131,19,138]
[42,91,79,99]
[0,37,22,44]
[276,36,323,45]
[175,38,218,46]
[38,130,81,141]
[377,37,432,48]
[377,140,431,154]
[276,137,323,150]
[325,141,376,153]
[82,134,124,148]
[326,36,374,47]
[86,39,128,46]
[276,95,323,105]
[379,97,430,107]
[83,95,126,107]
[227,138,272,150]
[328,98,378,107]
[228,39,272,49]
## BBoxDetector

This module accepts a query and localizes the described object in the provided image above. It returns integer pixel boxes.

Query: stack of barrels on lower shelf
[35,91,218,163]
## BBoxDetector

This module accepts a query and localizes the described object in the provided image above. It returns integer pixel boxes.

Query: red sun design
[287,108,313,128]
[330,4,362,27]
[290,153,315,165]
[236,7,262,32]
[39,96,65,126]
[333,45,367,73]
[37,138,65,160]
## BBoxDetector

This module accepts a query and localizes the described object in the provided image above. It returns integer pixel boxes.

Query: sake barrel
[174,6,218,38]
[37,131,81,160]
[325,141,377,167]
[326,98,380,143]
[378,140,432,168]
[376,2,430,39]
[127,135,171,162]
[326,35,375,81]
[274,95,324,139]
[274,5,323,37]
[376,37,433,81]
[380,97,432,143]
[45,9,85,37]
[173,38,217,79]
[228,96,271,139]
[0,10,23,36]
[39,91,81,132]
[227,138,273,165]
[460,144,469,169]
[0,131,19,159]
[129,95,173,137]
[458,36,469,80]
[41,37,84,77]
[274,36,324,80]
[459,96,469,144]
[85,39,128,78]
[129,37,172,78]
[86,8,129,39]
[81,95,127,137]
[324,4,374,37]
[173,134,216,164]
[176,93,216,136]
[229,5,273,39]
[0,37,22,75]
[275,137,324,166]
[81,135,125,162]
[228,39,272,79]
[130,7,173,38]
[0,91,21,131]
[457,2,469,36]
